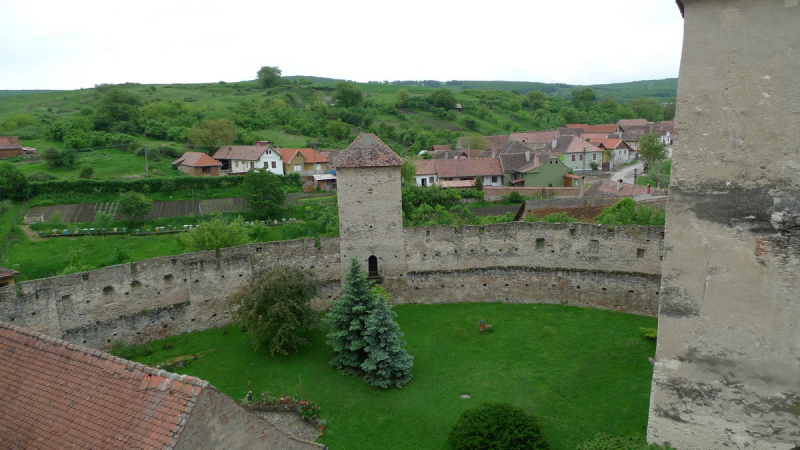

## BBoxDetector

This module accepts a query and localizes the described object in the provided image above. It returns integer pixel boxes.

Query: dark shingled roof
[332,133,403,168]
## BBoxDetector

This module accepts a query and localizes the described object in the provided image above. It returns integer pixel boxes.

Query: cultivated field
[25,197,247,223]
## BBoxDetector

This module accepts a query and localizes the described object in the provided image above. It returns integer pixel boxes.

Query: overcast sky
[0,0,684,91]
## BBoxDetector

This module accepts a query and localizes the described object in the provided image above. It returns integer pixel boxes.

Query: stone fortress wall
[0,222,663,350]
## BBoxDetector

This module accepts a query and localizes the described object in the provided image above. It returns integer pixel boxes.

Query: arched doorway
[368,255,379,277]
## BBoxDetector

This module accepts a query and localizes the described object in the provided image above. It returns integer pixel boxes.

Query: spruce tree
[361,299,414,388]
[326,258,380,375]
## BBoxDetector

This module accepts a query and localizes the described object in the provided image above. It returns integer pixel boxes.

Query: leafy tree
[42,148,78,169]
[396,88,410,101]
[228,266,320,356]
[79,165,94,179]
[448,402,549,450]
[188,118,236,150]
[628,97,663,122]
[361,294,414,388]
[428,88,457,110]
[333,81,363,108]
[117,191,152,224]
[0,162,28,201]
[325,120,350,140]
[58,245,94,276]
[638,133,667,170]
[93,210,114,239]
[178,213,250,252]
[94,86,143,131]
[571,87,597,109]
[326,258,381,376]
[241,169,286,219]
[401,157,417,184]
[257,66,282,88]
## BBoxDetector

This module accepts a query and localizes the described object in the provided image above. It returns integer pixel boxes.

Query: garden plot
[25,197,248,223]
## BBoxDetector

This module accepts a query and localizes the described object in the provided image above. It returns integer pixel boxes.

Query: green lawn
[124,303,657,450]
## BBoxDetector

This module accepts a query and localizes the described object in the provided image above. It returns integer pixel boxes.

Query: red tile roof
[211,145,272,161]
[617,119,649,127]
[580,133,610,141]
[432,145,450,151]
[434,158,503,178]
[509,131,559,145]
[414,159,437,175]
[583,124,620,134]
[332,133,403,168]
[565,124,589,129]
[0,323,206,449]
[592,138,626,149]
[0,136,22,151]
[564,137,602,154]
[280,148,330,165]
[172,151,222,167]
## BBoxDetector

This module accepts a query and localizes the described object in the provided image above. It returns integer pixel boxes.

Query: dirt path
[19,225,45,242]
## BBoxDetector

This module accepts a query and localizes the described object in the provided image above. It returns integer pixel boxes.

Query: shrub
[448,402,549,450]
[79,165,95,179]
[28,171,58,182]
[502,191,525,204]
[576,433,675,450]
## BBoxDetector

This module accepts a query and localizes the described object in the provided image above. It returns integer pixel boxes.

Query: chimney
[534,153,540,166]
[525,151,530,162]
[580,175,586,197]
[552,138,558,149]
[647,183,651,194]
[616,179,623,192]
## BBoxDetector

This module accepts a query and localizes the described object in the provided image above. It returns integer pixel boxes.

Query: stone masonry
[648,1,800,448]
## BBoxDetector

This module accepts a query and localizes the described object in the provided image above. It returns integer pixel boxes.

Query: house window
[429,176,434,183]
[579,154,584,161]
[294,164,302,172]
[250,162,255,169]
[271,161,276,169]
[571,155,576,161]
[592,153,597,161]
[202,167,211,174]
[491,176,497,183]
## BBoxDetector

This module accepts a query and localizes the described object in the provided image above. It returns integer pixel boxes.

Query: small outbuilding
[171,151,222,176]
[0,136,23,159]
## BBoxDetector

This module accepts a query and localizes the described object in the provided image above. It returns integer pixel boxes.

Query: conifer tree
[361,299,414,388]
[326,258,380,375]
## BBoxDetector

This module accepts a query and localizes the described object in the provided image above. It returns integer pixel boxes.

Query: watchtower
[332,133,407,280]
[649,1,800,448]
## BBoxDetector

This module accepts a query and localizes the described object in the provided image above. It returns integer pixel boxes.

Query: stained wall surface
[648,1,800,448]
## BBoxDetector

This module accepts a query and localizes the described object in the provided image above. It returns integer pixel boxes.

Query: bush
[576,433,675,450]
[448,402,549,450]
[79,165,94,179]
[502,191,525,204]
[28,172,58,182]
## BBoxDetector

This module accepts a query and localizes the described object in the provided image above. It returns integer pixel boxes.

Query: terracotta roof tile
[279,148,329,165]
[211,145,273,161]
[332,133,403,168]
[414,159,437,175]
[0,323,207,450]
[0,136,22,151]
[171,151,221,168]
[509,131,559,145]
[434,158,503,178]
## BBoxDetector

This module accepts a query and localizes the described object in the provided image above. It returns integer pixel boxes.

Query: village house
[501,151,570,188]
[171,151,222,176]
[413,158,503,188]
[591,138,635,167]
[553,136,604,175]
[280,148,330,176]
[0,136,23,159]
[0,323,324,450]
[211,143,283,175]
[508,130,560,151]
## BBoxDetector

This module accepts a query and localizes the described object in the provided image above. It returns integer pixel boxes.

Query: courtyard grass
[124,303,657,450]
